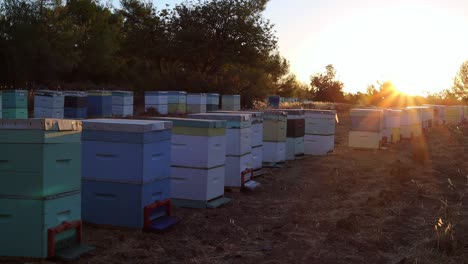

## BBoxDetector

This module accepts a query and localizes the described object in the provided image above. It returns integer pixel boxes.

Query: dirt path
[2,113,467,264]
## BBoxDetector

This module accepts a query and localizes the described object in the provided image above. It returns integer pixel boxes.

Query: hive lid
[88,90,112,96]
[207,93,220,96]
[270,109,305,116]
[222,94,240,97]
[35,90,63,96]
[112,91,133,96]
[188,113,251,121]
[263,111,287,117]
[213,110,263,118]
[187,93,207,96]
[167,91,187,95]
[146,91,168,95]
[64,91,88,97]
[82,119,172,132]
[303,109,337,115]
[152,117,226,128]
[2,89,28,94]
[0,118,82,131]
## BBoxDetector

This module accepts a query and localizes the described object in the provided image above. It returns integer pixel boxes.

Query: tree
[451,60,468,102]
[310,64,345,102]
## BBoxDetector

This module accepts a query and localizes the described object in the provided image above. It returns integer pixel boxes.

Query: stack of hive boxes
[386,109,401,143]
[2,90,28,119]
[168,91,187,114]
[421,106,434,132]
[408,108,422,138]
[213,111,264,173]
[246,112,264,172]
[206,93,220,111]
[153,117,230,208]
[423,104,445,126]
[400,109,412,139]
[267,95,281,108]
[145,91,168,115]
[221,95,241,111]
[304,109,337,155]
[189,113,256,188]
[112,91,133,117]
[186,93,207,114]
[64,91,88,119]
[445,106,463,125]
[87,91,112,118]
[34,90,64,118]
[262,111,287,165]
[275,109,305,160]
[81,119,174,229]
[349,109,383,149]
[0,119,87,258]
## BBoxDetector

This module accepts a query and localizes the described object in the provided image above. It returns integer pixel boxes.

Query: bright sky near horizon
[127,0,468,95]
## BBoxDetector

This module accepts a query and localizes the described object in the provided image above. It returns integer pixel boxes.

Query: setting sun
[265,1,468,96]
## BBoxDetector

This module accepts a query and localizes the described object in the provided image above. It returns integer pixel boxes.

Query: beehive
[263,111,287,163]
[64,91,88,119]
[267,95,280,108]
[211,110,264,171]
[349,109,383,149]
[87,90,112,118]
[145,91,168,115]
[221,95,241,111]
[0,119,82,197]
[445,106,464,124]
[271,109,304,160]
[34,90,64,119]
[81,119,172,228]
[386,110,401,143]
[304,109,337,155]
[153,117,228,208]
[1,90,28,119]
[0,118,83,258]
[112,91,133,117]
[188,113,253,187]
[186,93,207,114]
[167,91,187,114]
[423,104,445,125]
[206,93,220,111]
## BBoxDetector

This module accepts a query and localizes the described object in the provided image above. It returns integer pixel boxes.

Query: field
[2,112,468,264]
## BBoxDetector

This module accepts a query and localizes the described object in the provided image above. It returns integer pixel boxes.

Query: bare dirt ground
[2,112,468,264]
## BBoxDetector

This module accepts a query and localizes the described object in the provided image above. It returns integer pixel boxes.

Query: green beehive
[0,119,82,197]
[0,191,81,258]
[2,108,28,119]
[2,90,28,108]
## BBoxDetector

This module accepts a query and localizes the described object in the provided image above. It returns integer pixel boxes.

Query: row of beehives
[144,91,240,114]
[348,105,468,149]
[0,108,337,259]
[0,90,242,119]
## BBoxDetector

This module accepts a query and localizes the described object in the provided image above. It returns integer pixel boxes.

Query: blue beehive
[267,95,281,108]
[64,91,88,119]
[81,119,174,228]
[82,178,170,228]
[87,91,112,118]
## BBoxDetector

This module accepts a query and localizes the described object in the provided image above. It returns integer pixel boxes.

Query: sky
[121,0,468,95]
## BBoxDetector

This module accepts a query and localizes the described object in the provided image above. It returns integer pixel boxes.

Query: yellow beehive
[391,128,401,143]
[348,131,381,149]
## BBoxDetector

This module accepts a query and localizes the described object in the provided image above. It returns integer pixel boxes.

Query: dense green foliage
[0,0,296,106]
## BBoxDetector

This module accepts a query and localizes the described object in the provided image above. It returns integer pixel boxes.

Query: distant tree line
[0,0,304,106]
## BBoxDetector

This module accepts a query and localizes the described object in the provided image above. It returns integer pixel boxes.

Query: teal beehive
[0,119,82,197]
[2,90,28,108]
[0,191,81,258]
